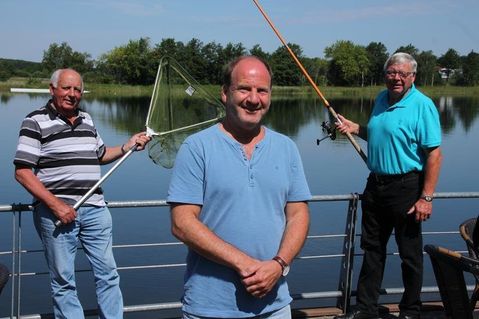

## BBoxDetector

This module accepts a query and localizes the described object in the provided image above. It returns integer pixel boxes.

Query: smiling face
[221,57,272,134]
[384,62,416,103]
[49,69,83,119]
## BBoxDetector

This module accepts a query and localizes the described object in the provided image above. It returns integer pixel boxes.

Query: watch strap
[272,256,288,270]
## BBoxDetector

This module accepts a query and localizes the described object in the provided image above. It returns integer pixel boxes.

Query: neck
[220,120,263,145]
[389,87,411,105]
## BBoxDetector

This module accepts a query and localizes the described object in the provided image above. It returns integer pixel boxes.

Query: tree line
[1,37,479,86]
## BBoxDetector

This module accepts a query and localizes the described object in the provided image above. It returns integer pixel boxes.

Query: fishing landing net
[145,56,225,168]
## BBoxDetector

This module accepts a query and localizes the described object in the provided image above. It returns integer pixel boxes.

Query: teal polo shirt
[367,84,441,175]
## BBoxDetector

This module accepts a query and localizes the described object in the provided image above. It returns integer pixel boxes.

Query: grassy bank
[1,77,478,98]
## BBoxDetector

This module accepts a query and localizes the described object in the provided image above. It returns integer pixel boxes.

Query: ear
[49,84,55,96]
[220,85,228,105]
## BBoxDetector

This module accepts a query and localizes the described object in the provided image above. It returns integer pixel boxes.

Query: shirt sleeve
[418,100,442,148]
[13,117,41,168]
[167,139,205,205]
[287,140,312,202]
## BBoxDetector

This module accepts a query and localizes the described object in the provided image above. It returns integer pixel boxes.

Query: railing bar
[114,242,183,248]
[118,263,186,270]
[2,191,479,213]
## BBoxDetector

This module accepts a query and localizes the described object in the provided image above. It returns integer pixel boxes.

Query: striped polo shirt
[14,101,106,206]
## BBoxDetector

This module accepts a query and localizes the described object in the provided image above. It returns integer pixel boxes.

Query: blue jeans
[34,203,123,319]
[183,305,292,319]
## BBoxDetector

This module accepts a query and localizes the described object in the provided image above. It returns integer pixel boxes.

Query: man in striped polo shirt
[14,68,150,318]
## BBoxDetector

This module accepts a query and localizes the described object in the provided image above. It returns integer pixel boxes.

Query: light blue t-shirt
[167,124,311,318]
[367,84,441,174]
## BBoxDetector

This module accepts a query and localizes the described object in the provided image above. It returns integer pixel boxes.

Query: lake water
[1,92,479,317]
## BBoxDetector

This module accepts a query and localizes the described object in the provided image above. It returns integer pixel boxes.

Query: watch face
[282,265,290,276]
[424,195,433,202]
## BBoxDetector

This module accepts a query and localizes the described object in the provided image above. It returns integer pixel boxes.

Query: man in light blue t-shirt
[334,53,442,319]
[168,56,311,319]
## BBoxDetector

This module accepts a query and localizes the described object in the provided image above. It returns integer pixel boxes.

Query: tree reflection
[79,95,479,145]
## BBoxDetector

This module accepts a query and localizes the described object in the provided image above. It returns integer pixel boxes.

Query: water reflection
[3,93,476,138]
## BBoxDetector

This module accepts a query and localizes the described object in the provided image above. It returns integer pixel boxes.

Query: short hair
[50,69,84,92]
[222,55,273,88]
[384,52,417,73]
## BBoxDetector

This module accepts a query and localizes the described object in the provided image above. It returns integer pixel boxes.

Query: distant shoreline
[1,78,478,98]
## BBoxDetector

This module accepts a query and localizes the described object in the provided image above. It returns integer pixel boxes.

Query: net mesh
[146,56,225,168]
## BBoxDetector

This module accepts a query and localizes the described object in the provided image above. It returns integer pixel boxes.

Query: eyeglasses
[385,70,415,79]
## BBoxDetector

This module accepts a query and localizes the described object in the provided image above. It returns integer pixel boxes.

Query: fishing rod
[251,0,367,163]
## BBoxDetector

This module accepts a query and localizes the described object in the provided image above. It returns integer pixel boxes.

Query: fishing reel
[316,121,336,145]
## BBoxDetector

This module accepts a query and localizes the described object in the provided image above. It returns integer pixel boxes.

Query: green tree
[394,44,419,58]
[324,40,370,86]
[97,37,155,85]
[365,42,388,86]
[152,38,184,61]
[416,50,438,86]
[177,38,211,83]
[42,42,93,74]
[270,43,304,86]
[462,51,479,86]
[201,41,223,84]
[438,48,462,82]
[249,44,270,61]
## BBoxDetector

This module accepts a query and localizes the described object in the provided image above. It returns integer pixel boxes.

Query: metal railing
[1,192,479,319]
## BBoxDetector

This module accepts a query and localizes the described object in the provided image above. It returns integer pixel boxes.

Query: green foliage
[416,51,438,86]
[42,42,94,74]
[0,58,43,80]
[3,38,479,88]
[365,42,388,85]
[96,37,156,85]
[461,51,479,86]
[325,40,370,86]
[270,44,304,86]
[394,44,419,57]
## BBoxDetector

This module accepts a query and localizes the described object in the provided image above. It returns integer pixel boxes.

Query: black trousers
[356,171,423,316]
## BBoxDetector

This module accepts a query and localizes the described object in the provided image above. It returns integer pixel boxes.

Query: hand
[51,199,77,225]
[124,132,151,152]
[240,260,282,298]
[407,199,432,222]
[335,114,359,135]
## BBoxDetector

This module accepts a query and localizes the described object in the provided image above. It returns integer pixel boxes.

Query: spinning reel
[316,121,336,145]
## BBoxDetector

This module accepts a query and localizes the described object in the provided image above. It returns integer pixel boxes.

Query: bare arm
[170,203,258,276]
[242,201,310,298]
[276,201,310,264]
[99,132,151,164]
[15,166,76,224]
[408,147,442,221]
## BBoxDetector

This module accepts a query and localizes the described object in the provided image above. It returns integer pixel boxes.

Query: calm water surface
[1,92,478,317]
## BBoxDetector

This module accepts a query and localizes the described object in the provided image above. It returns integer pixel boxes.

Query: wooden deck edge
[292,302,447,318]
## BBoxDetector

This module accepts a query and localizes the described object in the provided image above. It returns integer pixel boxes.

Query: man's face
[49,70,83,117]
[384,62,416,100]
[221,57,272,131]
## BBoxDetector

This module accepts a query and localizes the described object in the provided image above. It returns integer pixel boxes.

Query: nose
[247,89,260,104]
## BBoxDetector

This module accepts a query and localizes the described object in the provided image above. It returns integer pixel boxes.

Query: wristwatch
[421,194,433,202]
[273,256,290,276]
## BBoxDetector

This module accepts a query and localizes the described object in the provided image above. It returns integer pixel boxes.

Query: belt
[370,171,420,184]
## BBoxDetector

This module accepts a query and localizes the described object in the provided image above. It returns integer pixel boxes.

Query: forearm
[99,132,151,165]
[99,145,125,164]
[171,204,255,274]
[15,167,64,210]
[276,201,310,264]
[422,147,442,196]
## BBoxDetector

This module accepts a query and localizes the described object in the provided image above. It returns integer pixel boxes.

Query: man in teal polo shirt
[334,52,442,319]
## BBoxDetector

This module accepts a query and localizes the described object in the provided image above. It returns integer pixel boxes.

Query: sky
[1,0,478,63]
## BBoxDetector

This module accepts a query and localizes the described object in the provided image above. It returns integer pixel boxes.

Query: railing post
[336,193,360,313]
